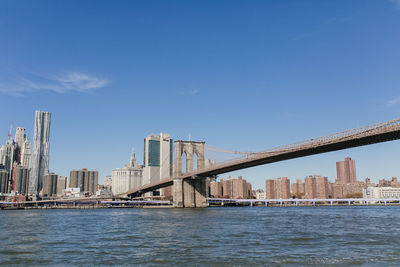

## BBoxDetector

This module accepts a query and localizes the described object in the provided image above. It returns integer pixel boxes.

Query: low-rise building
[363,186,400,199]
[255,190,266,200]
[63,188,82,198]
[378,177,400,188]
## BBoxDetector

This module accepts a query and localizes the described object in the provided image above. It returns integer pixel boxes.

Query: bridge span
[126,118,400,208]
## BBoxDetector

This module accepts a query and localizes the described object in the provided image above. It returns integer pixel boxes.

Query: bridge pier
[173,178,207,208]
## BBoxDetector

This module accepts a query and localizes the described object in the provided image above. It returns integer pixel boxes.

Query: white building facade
[142,133,173,186]
[111,149,143,196]
[255,191,266,200]
[363,186,400,199]
[20,139,31,168]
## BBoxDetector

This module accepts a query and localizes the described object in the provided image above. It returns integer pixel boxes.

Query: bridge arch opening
[193,152,198,170]
[181,151,187,173]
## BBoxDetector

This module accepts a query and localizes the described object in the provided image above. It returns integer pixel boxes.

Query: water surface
[1,206,399,266]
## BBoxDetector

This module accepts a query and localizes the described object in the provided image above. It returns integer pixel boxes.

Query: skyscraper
[13,127,31,168]
[20,139,31,168]
[142,133,173,185]
[14,127,26,148]
[28,111,51,195]
[336,157,357,183]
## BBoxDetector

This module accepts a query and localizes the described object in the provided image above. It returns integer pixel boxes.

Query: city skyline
[1,112,400,190]
[1,1,400,189]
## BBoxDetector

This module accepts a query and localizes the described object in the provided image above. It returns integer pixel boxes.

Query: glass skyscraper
[142,133,173,186]
[28,111,51,196]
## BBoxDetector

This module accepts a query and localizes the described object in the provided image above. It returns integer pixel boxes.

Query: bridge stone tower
[173,141,207,208]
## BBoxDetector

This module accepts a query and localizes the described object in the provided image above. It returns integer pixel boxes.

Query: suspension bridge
[126,118,400,208]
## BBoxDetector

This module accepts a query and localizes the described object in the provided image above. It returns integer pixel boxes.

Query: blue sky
[0,0,400,189]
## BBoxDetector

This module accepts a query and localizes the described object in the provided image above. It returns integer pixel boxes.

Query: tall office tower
[14,127,26,148]
[336,157,357,183]
[142,133,173,186]
[14,166,30,195]
[111,148,143,196]
[69,168,98,195]
[28,111,51,195]
[20,139,31,168]
[56,176,67,196]
[42,172,58,197]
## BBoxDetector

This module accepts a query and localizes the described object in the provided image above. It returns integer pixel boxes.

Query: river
[1,206,399,266]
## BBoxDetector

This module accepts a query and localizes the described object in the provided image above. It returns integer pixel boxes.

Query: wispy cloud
[189,89,199,95]
[389,0,400,8]
[387,96,400,106]
[180,89,199,96]
[0,72,108,96]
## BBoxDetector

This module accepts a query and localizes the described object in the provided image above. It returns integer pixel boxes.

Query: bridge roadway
[127,118,400,199]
